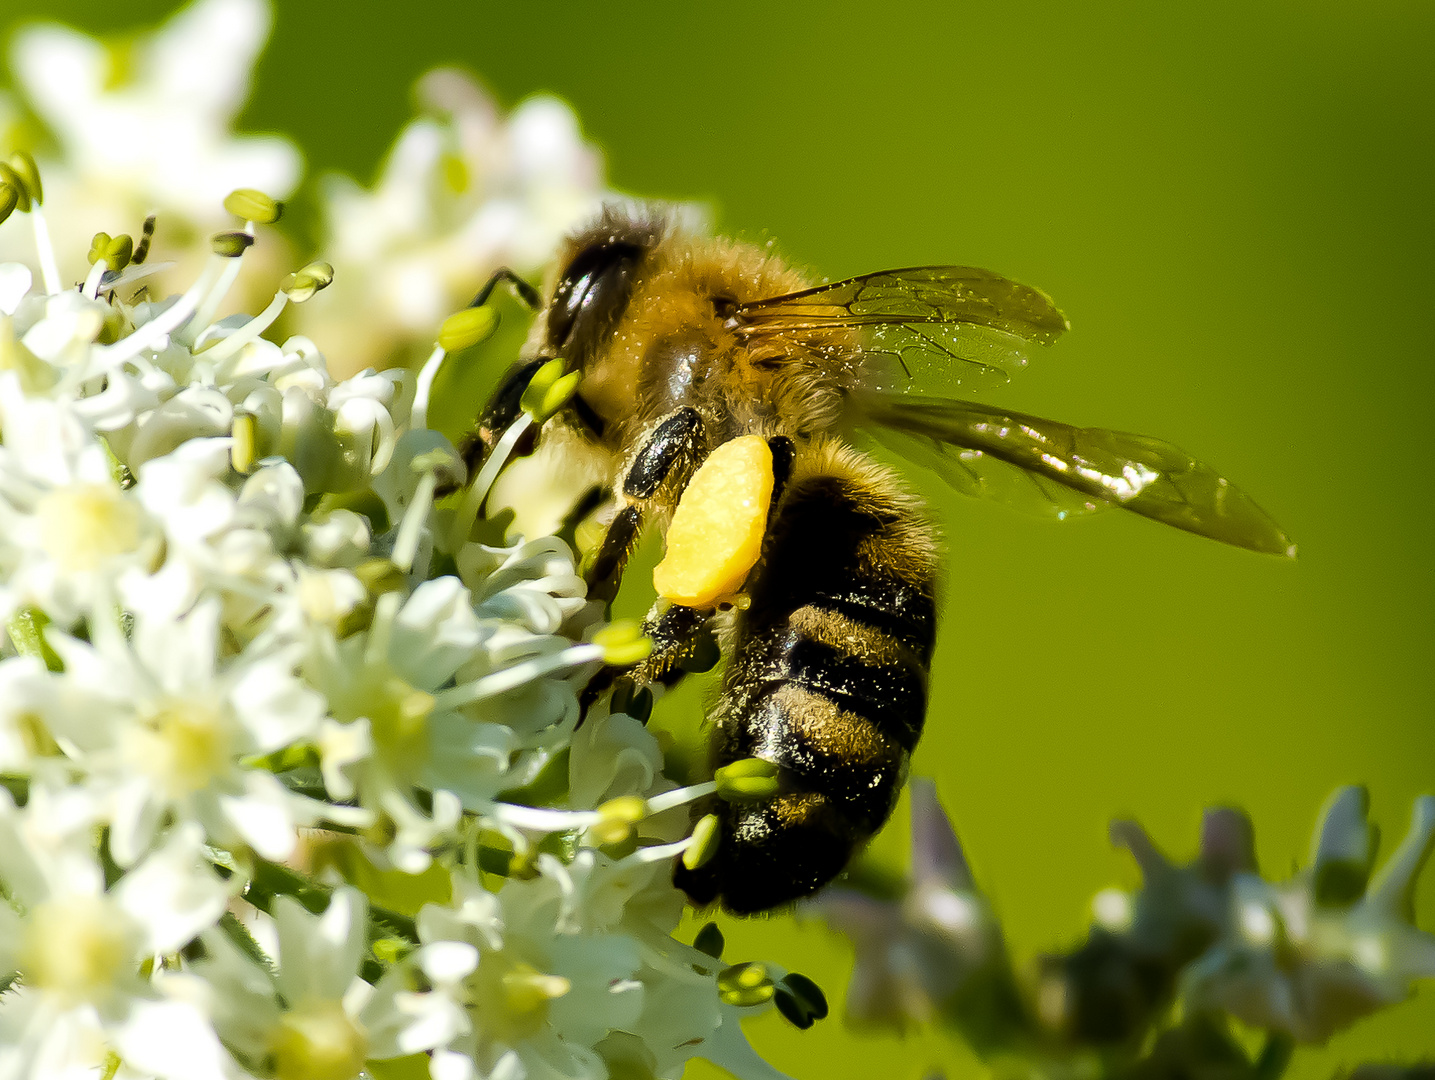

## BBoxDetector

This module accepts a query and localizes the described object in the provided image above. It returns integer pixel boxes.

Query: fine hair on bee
[466,203,1293,915]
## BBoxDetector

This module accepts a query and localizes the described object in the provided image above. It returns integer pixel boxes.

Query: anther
[223,188,283,225]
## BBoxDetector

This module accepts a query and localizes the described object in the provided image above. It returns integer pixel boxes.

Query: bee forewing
[735,265,1070,396]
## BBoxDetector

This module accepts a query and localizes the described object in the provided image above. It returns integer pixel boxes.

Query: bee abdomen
[674,448,938,913]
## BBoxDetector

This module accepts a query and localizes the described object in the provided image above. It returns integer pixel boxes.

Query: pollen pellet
[653,435,773,608]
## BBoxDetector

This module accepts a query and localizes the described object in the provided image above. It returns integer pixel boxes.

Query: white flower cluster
[292,66,607,378]
[1,0,607,379]
[0,174,788,1080]
[814,781,1435,1073]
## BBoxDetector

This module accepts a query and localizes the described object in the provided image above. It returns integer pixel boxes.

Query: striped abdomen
[673,445,937,913]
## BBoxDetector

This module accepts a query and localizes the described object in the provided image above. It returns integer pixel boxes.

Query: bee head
[544,207,667,367]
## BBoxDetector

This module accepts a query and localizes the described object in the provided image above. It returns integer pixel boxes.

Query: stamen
[485,802,602,832]
[646,782,718,816]
[390,469,438,574]
[411,344,445,432]
[431,643,603,709]
[447,412,533,552]
[94,256,227,370]
[364,591,403,668]
[626,836,694,865]
[29,204,62,296]
[82,259,108,300]
[182,223,255,345]
[198,291,287,364]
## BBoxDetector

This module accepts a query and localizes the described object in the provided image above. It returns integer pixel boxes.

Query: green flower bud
[692,921,725,959]
[437,305,499,352]
[223,187,283,224]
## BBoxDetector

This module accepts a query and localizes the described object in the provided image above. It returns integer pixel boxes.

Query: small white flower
[0,798,227,1080]
[371,868,644,1080]
[0,382,162,628]
[39,599,325,864]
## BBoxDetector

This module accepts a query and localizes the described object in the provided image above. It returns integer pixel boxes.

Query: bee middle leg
[580,598,718,722]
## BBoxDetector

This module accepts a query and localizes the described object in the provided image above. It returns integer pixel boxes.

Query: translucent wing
[735,266,1070,395]
[855,392,1296,556]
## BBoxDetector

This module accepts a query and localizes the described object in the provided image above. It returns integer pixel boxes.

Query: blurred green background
[6,0,1433,1074]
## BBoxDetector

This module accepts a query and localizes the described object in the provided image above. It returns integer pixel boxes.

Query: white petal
[430,1048,475,1080]
[0,263,31,316]
[115,824,227,954]
[114,999,230,1080]
[219,772,301,860]
[418,941,479,984]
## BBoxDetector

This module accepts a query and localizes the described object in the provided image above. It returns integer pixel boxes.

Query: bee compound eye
[546,241,643,355]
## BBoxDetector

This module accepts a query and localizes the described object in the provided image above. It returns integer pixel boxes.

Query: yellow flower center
[330,662,433,783]
[36,483,143,573]
[20,896,135,1001]
[269,999,368,1080]
[132,697,234,796]
[466,954,570,1044]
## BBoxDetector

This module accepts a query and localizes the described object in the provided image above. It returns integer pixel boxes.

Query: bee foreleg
[468,266,542,310]
[622,407,706,499]
[585,408,709,603]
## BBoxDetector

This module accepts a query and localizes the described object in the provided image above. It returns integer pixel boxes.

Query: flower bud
[224,187,283,224]
[437,305,499,352]
[1312,786,1377,907]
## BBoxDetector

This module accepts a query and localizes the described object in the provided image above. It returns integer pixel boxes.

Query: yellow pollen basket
[653,435,774,608]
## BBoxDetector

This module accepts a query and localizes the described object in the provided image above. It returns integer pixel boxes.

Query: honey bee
[467,205,1293,914]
